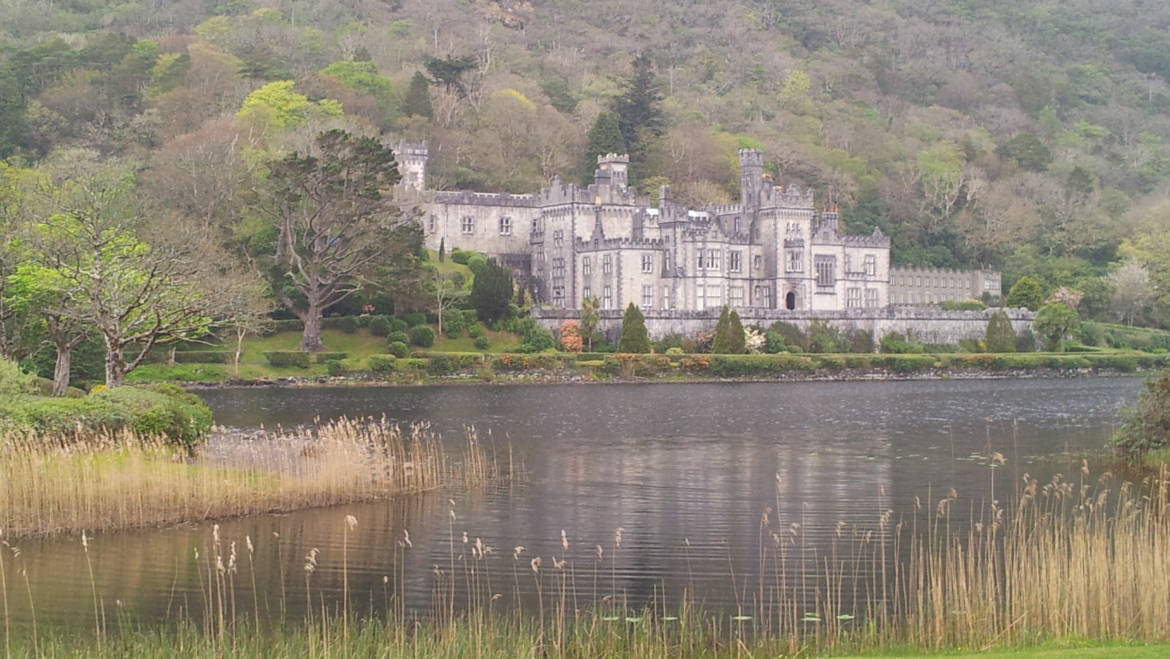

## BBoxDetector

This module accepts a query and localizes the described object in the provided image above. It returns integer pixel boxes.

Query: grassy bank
[3,466,1168,658]
[130,346,1170,386]
[0,419,509,539]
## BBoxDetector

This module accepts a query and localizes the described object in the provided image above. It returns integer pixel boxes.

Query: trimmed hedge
[173,351,232,364]
[491,353,578,371]
[315,352,348,364]
[368,355,398,374]
[263,351,311,368]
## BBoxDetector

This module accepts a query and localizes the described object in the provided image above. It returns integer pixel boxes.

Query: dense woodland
[3,0,1170,388]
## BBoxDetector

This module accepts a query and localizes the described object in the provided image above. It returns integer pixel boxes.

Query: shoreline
[177,366,1156,390]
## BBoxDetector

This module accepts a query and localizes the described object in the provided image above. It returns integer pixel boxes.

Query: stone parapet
[534,306,1035,346]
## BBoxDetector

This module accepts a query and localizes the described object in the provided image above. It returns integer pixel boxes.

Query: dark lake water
[5,377,1144,629]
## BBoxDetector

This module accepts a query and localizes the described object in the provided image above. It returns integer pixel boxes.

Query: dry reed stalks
[0,418,515,539]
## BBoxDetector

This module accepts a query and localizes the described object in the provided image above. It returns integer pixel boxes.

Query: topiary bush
[386,341,410,358]
[467,322,486,339]
[388,317,408,333]
[173,351,233,364]
[325,360,345,376]
[401,312,426,327]
[387,331,409,345]
[409,325,435,347]
[368,355,398,374]
[263,351,311,368]
[368,315,392,337]
[474,336,490,350]
[315,352,347,364]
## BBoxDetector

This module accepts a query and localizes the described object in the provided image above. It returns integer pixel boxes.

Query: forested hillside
[2,0,1170,328]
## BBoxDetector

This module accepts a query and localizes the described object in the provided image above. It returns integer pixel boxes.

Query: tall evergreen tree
[985,310,1017,352]
[712,306,732,353]
[612,53,664,183]
[579,111,626,184]
[470,258,513,324]
[727,310,747,354]
[403,71,433,119]
[619,302,651,353]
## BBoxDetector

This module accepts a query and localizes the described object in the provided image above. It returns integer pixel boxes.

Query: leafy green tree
[619,302,651,353]
[613,53,664,182]
[237,80,341,131]
[403,71,433,118]
[996,132,1052,172]
[580,295,600,351]
[5,265,88,394]
[321,60,396,118]
[1033,302,1081,352]
[470,258,514,324]
[22,156,216,386]
[260,130,413,351]
[579,111,626,183]
[1006,276,1045,310]
[1112,372,1170,456]
[985,310,1017,353]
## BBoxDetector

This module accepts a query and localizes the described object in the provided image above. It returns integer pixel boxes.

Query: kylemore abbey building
[397,143,1001,319]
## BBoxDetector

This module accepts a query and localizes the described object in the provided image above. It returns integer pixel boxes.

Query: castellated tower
[594,153,629,192]
[739,148,764,209]
[394,140,428,191]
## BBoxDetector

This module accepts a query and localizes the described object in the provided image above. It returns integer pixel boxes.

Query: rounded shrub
[388,317,408,333]
[409,325,435,348]
[368,315,392,337]
[386,341,410,358]
[387,331,409,345]
[474,336,490,350]
[325,360,345,377]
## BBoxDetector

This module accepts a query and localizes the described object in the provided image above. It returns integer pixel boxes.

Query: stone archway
[785,291,797,310]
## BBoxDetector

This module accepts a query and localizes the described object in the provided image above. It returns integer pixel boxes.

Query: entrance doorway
[785,291,797,310]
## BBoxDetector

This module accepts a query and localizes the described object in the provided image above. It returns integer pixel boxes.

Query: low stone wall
[534,306,1035,345]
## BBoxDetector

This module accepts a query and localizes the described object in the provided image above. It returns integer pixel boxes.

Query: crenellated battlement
[433,190,538,207]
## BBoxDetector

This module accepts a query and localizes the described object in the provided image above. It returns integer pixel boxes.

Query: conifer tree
[728,310,747,354]
[403,71,433,118]
[438,236,445,262]
[612,52,664,183]
[985,310,1016,352]
[711,306,732,353]
[619,302,651,353]
[579,111,626,183]
[470,258,513,324]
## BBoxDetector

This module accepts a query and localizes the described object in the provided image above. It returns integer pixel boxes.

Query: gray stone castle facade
[401,145,979,314]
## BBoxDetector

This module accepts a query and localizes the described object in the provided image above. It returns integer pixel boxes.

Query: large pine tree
[403,71,432,118]
[619,302,651,353]
[579,111,626,183]
[612,53,664,184]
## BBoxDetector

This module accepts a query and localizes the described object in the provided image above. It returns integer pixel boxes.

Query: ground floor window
[642,285,654,309]
[847,287,861,308]
[729,286,744,308]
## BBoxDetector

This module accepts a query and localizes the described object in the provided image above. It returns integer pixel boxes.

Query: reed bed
[0,418,512,539]
[2,464,1169,657]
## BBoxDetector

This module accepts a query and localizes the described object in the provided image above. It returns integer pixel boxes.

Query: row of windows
[581,253,659,276]
[845,287,881,308]
[459,216,516,235]
[895,275,969,289]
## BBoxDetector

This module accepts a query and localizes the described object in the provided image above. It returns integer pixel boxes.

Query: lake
[4,377,1143,628]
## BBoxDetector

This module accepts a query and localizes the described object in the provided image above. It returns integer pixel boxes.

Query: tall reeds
[2,459,1169,657]
[0,418,514,539]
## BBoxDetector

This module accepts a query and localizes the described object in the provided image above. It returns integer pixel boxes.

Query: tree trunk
[52,346,72,396]
[299,298,324,352]
[234,327,246,377]
[105,345,125,388]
